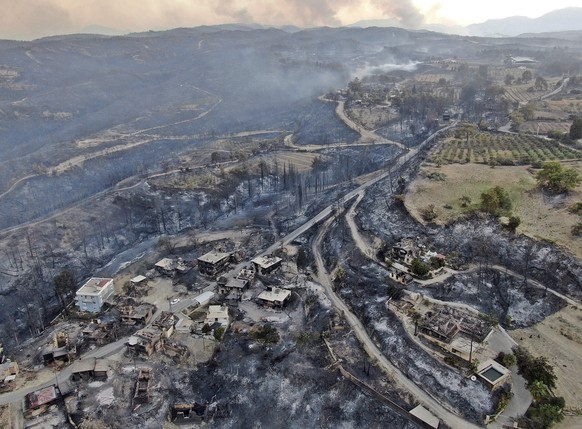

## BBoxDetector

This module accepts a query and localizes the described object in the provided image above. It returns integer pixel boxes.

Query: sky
[0,0,581,40]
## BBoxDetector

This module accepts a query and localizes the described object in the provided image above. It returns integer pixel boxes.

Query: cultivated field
[263,151,323,172]
[406,163,582,259]
[519,121,571,134]
[429,133,582,165]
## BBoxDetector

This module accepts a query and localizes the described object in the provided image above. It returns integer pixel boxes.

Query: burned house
[128,275,149,297]
[25,385,60,416]
[155,258,175,275]
[120,305,154,326]
[127,328,162,357]
[217,277,249,301]
[251,255,282,276]
[153,312,176,338]
[387,268,413,285]
[419,307,493,361]
[70,358,110,382]
[133,368,152,405]
[0,360,19,386]
[81,321,115,346]
[161,340,190,363]
[391,238,421,266]
[197,251,230,277]
[130,275,148,287]
[170,402,208,424]
[257,287,291,308]
[43,332,77,365]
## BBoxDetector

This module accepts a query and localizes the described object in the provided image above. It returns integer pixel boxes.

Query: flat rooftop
[77,278,113,296]
[258,288,291,303]
[225,278,248,289]
[131,275,147,283]
[251,255,282,269]
[198,251,230,264]
[155,258,174,270]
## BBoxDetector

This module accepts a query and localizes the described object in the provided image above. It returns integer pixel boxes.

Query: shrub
[250,324,280,344]
[536,161,582,193]
[411,258,430,276]
[480,186,512,215]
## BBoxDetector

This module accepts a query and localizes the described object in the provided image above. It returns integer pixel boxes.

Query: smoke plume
[0,0,425,40]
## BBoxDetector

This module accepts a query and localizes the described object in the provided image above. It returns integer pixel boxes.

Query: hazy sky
[0,0,581,40]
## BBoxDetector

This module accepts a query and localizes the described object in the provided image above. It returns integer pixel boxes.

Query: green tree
[529,380,548,403]
[536,161,582,193]
[529,403,564,428]
[410,258,430,276]
[507,215,521,232]
[522,70,533,82]
[201,323,211,334]
[480,186,512,215]
[213,326,225,340]
[570,117,582,140]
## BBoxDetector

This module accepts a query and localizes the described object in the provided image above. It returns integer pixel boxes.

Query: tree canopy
[536,161,582,193]
[480,186,512,215]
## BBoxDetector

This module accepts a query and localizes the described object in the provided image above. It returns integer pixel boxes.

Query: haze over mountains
[351,7,582,37]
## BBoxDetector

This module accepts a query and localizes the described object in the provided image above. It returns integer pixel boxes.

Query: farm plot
[519,121,571,135]
[430,132,582,165]
[263,151,323,172]
[504,86,539,104]
[414,73,454,83]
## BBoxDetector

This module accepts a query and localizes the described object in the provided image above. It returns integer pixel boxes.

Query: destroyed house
[75,277,114,313]
[420,313,461,343]
[257,287,291,308]
[251,255,282,276]
[127,328,162,356]
[153,312,176,338]
[130,275,148,287]
[170,402,208,424]
[155,258,175,275]
[391,239,421,265]
[387,268,413,285]
[43,332,76,365]
[0,361,19,384]
[133,368,152,404]
[81,322,111,345]
[26,385,60,411]
[217,277,249,299]
[197,251,230,276]
[120,305,153,325]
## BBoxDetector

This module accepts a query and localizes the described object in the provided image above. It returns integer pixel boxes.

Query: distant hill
[349,19,467,36]
[467,7,582,37]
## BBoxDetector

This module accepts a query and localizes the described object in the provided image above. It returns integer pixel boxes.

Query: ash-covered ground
[321,218,494,424]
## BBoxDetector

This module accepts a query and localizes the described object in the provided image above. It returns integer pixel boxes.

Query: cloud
[0,0,425,40]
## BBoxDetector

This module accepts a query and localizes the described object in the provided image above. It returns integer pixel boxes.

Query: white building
[75,278,115,313]
[204,305,229,328]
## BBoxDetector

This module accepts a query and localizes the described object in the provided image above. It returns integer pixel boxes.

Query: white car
[170,298,180,305]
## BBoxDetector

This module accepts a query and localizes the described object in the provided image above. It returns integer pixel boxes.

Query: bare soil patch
[406,163,582,259]
[510,306,582,410]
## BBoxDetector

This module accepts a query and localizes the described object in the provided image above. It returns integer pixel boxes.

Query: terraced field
[430,132,582,165]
